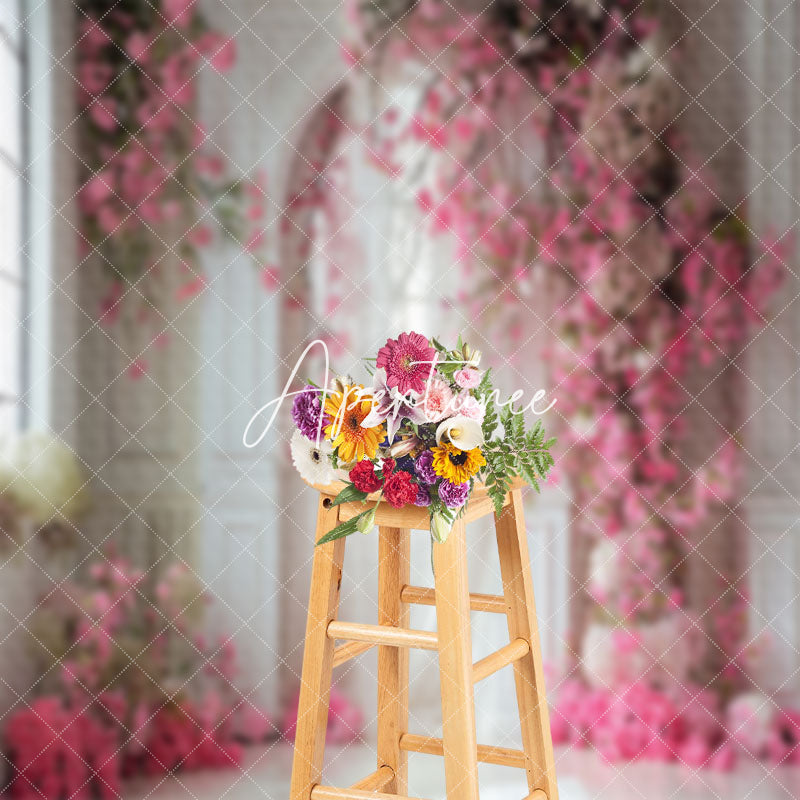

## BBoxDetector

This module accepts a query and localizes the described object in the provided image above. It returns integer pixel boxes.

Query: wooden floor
[125,742,800,800]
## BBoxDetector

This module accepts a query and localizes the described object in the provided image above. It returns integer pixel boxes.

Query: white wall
[741,0,800,696]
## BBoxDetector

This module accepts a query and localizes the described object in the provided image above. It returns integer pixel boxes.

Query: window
[0,0,24,433]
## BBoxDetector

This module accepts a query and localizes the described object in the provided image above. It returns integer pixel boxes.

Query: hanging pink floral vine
[75,0,270,376]
[320,0,793,767]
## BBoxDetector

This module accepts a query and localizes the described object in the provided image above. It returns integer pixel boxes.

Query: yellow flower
[324,385,384,463]
[431,442,486,484]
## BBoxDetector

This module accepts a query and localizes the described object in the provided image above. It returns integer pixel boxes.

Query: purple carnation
[413,485,431,507]
[292,385,328,440]
[414,450,437,485]
[438,479,470,509]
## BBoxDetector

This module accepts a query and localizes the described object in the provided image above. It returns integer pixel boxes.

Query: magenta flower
[376,332,436,395]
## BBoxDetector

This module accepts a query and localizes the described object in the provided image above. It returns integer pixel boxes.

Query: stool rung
[473,637,530,683]
[399,733,527,769]
[332,640,375,668]
[525,792,548,800]
[351,765,394,791]
[327,620,438,650]
[311,787,427,800]
[400,585,507,614]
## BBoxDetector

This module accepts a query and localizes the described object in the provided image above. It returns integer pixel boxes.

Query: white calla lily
[435,415,484,450]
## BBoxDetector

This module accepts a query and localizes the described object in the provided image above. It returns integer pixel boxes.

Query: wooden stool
[289,478,558,800]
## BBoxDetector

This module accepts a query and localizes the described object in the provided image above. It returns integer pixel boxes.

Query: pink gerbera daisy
[376,332,436,395]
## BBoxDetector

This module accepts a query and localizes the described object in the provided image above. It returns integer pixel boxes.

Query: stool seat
[289,480,559,800]
[306,476,527,530]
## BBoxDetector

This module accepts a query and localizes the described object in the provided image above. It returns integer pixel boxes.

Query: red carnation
[380,458,396,478]
[383,471,417,509]
[349,460,383,493]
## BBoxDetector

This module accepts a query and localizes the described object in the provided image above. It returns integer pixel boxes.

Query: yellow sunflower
[324,385,384,462]
[431,442,486,484]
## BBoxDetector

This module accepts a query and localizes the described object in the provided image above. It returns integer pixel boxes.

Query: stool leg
[377,526,411,794]
[495,490,559,800]
[433,518,480,800]
[289,497,346,800]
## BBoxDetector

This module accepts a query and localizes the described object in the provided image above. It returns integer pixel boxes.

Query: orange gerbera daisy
[324,385,384,463]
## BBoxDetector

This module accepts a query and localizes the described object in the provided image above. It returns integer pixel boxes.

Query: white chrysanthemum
[290,429,336,485]
[0,431,88,524]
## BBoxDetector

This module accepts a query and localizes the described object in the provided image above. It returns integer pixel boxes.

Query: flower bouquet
[289,332,556,545]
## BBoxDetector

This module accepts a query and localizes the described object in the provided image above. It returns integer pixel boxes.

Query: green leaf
[316,507,373,545]
[316,517,359,544]
[330,484,369,506]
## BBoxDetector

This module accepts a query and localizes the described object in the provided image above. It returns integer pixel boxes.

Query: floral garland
[76,1,269,375]
[324,0,793,765]
[289,332,555,545]
[5,553,277,797]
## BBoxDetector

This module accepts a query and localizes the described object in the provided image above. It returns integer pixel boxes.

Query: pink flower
[453,393,485,424]
[196,155,224,178]
[767,710,800,764]
[376,331,436,395]
[80,173,114,211]
[175,275,207,301]
[96,204,122,234]
[79,18,111,52]
[677,734,712,768]
[138,199,162,224]
[454,367,481,388]
[78,60,112,96]
[210,38,237,72]
[89,98,118,132]
[245,230,264,252]
[187,225,213,248]
[126,31,151,62]
[161,55,194,105]
[233,703,272,743]
[128,358,149,379]
[246,175,267,199]
[709,741,738,772]
[420,377,454,422]
[260,266,280,291]
[162,0,196,27]
[416,188,452,231]
[728,692,773,757]
[327,689,363,744]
